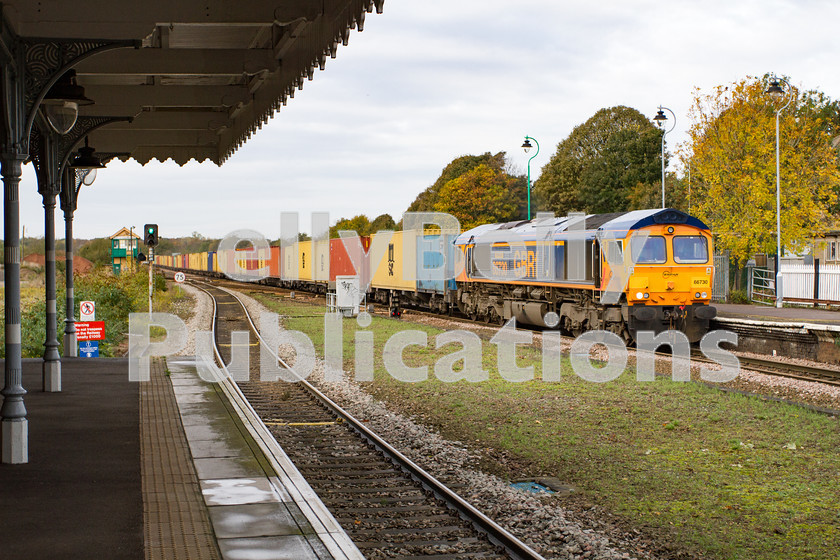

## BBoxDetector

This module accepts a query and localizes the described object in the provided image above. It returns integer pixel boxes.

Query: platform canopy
[4,0,384,165]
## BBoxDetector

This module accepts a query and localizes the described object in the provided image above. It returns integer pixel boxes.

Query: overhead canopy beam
[74,48,278,75]
[5,1,323,38]
[104,111,231,131]
[80,84,251,108]
[89,129,219,147]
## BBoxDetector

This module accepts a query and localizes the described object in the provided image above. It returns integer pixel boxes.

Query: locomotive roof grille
[454,208,709,245]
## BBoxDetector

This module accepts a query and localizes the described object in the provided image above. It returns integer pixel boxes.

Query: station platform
[0,357,361,560]
[715,303,840,328]
[711,304,840,363]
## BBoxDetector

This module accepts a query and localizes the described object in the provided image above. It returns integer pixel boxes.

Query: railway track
[176,271,840,391]
[731,355,840,387]
[193,279,544,560]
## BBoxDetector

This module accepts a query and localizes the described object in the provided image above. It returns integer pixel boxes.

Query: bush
[0,267,171,358]
[728,289,750,304]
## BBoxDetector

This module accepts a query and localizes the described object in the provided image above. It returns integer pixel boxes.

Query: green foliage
[406,152,511,213]
[329,213,397,238]
[534,106,662,215]
[330,215,371,238]
[687,75,840,265]
[627,171,693,213]
[0,268,168,358]
[154,231,219,256]
[78,237,112,267]
[433,163,527,230]
[729,289,750,304]
[370,213,396,232]
[404,152,526,228]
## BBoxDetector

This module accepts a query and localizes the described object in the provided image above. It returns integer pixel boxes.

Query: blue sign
[79,340,99,358]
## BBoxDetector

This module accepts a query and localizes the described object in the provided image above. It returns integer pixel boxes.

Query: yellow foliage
[686,76,840,266]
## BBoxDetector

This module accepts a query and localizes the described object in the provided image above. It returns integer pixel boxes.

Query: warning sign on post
[76,321,105,341]
[80,301,95,321]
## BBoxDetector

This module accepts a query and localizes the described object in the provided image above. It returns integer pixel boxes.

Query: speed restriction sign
[174,272,186,283]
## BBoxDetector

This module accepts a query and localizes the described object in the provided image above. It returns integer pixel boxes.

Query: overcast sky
[17,0,840,241]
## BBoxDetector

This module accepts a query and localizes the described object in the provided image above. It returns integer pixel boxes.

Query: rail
[195,280,546,560]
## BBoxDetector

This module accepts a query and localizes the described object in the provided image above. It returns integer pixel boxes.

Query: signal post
[145,224,158,313]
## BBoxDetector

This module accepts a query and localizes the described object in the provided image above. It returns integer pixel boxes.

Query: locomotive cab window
[673,236,709,263]
[630,236,666,264]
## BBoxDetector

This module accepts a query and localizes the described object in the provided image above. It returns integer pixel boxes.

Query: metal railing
[750,267,776,304]
[712,254,729,302]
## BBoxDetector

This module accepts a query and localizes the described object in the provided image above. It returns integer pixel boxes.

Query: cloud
[17,0,840,242]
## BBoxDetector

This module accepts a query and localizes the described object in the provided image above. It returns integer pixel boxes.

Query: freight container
[370,230,416,291]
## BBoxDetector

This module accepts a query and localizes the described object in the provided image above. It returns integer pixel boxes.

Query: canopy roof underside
[6,0,384,165]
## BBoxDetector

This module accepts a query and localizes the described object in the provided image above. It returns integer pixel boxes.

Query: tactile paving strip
[141,358,222,560]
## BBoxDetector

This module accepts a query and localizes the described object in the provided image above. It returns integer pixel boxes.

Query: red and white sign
[76,321,105,341]
[174,272,186,283]
[80,301,95,321]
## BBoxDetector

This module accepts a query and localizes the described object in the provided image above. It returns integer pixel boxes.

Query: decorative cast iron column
[59,149,129,357]
[0,10,138,463]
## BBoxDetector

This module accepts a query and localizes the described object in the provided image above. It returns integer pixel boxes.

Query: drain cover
[510,481,554,494]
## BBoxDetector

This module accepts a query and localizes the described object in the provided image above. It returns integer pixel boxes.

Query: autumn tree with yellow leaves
[433,162,527,230]
[686,76,840,266]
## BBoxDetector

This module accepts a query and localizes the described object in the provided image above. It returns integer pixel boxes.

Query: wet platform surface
[165,356,345,560]
[0,358,143,559]
[0,357,360,560]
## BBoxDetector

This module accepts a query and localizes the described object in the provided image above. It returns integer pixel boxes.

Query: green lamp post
[521,136,540,220]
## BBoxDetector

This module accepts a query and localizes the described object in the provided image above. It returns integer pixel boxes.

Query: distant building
[109,227,140,275]
[814,230,840,265]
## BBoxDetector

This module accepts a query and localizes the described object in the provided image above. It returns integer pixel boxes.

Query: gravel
[175,282,213,356]
[228,289,661,560]
[184,284,840,559]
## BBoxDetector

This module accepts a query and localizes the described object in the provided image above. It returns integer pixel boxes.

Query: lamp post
[521,136,540,220]
[653,107,676,208]
[766,76,793,308]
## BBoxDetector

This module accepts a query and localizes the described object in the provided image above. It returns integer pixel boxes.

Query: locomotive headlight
[702,291,708,298]
[643,292,649,299]
[695,292,701,298]
[636,292,644,299]
[667,226,674,234]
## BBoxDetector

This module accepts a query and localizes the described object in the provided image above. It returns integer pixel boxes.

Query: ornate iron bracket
[1,9,139,153]
[31,114,132,197]
[60,149,131,215]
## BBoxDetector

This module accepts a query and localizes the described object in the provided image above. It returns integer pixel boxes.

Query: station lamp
[764,75,793,308]
[521,135,540,220]
[653,106,676,208]
[41,70,94,135]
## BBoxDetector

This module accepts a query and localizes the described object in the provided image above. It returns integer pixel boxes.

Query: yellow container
[370,230,416,291]
[296,240,313,282]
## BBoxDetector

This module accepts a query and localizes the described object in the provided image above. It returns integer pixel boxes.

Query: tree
[433,163,526,230]
[627,171,692,213]
[686,75,840,265]
[534,106,662,215]
[78,237,112,268]
[330,215,371,238]
[369,213,396,232]
[406,152,508,213]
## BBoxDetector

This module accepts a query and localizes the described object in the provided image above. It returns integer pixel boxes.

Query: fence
[780,263,840,303]
[712,254,729,302]
[749,268,776,304]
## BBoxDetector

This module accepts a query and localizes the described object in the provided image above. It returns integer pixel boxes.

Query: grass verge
[253,293,840,560]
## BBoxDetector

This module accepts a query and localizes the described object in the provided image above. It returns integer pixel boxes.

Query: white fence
[780,263,840,302]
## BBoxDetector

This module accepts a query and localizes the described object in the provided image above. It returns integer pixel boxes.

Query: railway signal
[144,223,158,247]
[143,224,158,313]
